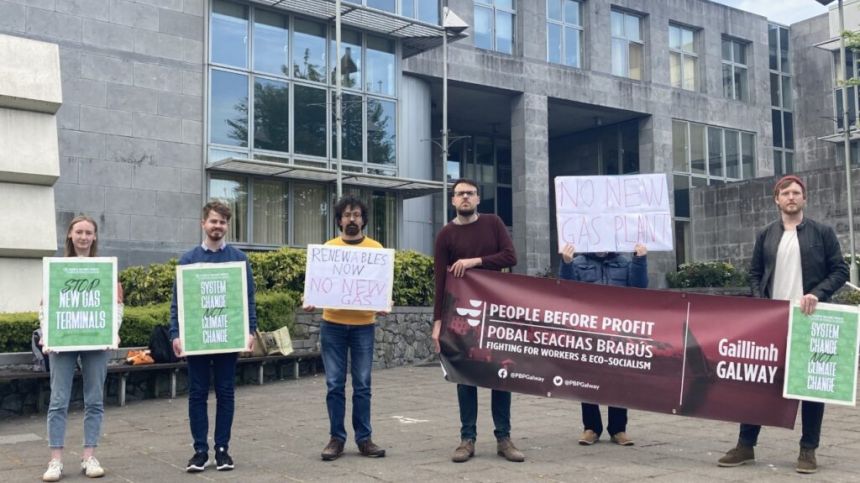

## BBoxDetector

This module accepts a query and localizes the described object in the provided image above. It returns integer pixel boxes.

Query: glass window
[210,69,248,147]
[474,5,493,50]
[292,183,327,247]
[211,0,248,68]
[253,77,289,152]
[725,130,739,178]
[779,27,790,73]
[402,0,439,24]
[330,29,362,89]
[370,190,397,247]
[293,19,326,82]
[366,36,396,96]
[707,127,722,178]
[672,120,687,172]
[774,149,784,176]
[772,110,783,148]
[474,0,515,54]
[252,179,287,245]
[673,175,690,218]
[294,84,327,157]
[782,75,793,110]
[367,98,396,165]
[367,0,395,13]
[333,92,363,161]
[253,9,287,75]
[611,10,644,80]
[497,186,512,226]
[783,112,794,149]
[690,123,705,174]
[768,24,778,71]
[495,10,514,54]
[669,25,697,91]
[722,38,748,101]
[770,73,780,107]
[209,175,248,242]
[741,132,755,179]
[547,0,582,68]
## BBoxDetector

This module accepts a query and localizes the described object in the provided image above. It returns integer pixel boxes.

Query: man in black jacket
[717,175,848,474]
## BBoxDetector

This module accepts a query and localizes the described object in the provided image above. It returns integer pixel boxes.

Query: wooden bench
[0,345,321,410]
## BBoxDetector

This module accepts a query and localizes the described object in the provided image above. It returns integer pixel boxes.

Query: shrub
[666,261,749,288]
[0,312,38,352]
[119,259,177,307]
[0,291,299,352]
[116,247,434,307]
[248,248,307,293]
[393,250,435,306]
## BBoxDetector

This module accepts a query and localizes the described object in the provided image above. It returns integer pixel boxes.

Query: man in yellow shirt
[304,195,387,461]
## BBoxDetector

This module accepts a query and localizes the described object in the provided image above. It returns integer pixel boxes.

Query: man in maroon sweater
[432,178,523,463]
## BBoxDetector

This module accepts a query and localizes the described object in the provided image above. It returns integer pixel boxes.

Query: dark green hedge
[666,261,749,288]
[0,292,298,353]
[119,247,434,307]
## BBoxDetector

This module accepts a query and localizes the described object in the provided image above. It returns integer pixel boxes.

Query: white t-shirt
[772,229,804,302]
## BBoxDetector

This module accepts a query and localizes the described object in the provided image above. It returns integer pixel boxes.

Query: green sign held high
[42,257,119,352]
[177,262,249,356]
[784,302,860,406]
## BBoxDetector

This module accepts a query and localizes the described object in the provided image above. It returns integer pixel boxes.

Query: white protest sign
[555,174,673,252]
[304,244,395,311]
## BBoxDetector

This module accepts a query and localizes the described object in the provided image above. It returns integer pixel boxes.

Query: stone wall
[691,166,860,268]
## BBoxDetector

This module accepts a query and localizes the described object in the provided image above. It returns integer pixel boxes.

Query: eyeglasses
[453,190,477,198]
[341,212,363,220]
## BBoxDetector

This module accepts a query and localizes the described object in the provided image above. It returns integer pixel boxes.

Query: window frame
[474,0,517,55]
[721,36,749,102]
[610,9,645,80]
[546,0,583,68]
[668,23,698,91]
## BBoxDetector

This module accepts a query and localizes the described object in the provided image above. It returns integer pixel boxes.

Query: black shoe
[321,438,345,461]
[358,438,386,457]
[215,447,234,471]
[186,451,209,472]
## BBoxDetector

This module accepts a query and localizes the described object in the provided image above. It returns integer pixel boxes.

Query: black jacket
[749,217,848,301]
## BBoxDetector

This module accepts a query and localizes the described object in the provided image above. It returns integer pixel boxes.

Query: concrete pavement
[1,364,859,482]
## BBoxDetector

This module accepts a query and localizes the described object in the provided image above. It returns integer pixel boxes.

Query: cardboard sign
[784,302,860,406]
[554,174,673,252]
[177,262,250,356]
[42,257,119,352]
[303,244,395,311]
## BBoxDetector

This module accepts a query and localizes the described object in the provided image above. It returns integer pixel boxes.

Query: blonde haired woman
[42,216,123,481]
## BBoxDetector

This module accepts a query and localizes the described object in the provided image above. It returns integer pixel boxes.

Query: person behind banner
[558,242,648,447]
[717,175,848,474]
[42,216,124,482]
[169,201,257,473]
[303,195,389,461]
[432,178,524,463]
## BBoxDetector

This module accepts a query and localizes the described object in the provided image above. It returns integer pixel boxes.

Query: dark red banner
[439,270,799,428]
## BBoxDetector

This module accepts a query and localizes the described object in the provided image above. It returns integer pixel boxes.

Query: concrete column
[511,92,549,275]
[0,34,62,313]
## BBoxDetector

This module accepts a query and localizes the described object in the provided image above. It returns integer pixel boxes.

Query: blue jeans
[47,350,109,448]
[739,401,825,449]
[457,384,511,441]
[186,352,238,453]
[581,403,627,436]
[320,321,375,443]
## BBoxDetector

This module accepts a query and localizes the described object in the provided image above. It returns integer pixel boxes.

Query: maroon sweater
[433,214,517,320]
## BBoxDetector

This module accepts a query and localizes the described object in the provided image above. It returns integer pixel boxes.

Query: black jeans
[739,401,824,449]
[581,403,627,436]
[457,384,511,441]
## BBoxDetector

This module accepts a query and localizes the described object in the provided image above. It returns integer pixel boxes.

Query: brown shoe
[796,448,817,474]
[496,437,525,462]
[578,430,599,445]
[717,444,755,467]
[610,432,634,446]
[321,438,345,461]
[358,438,386,458]
[451,439,475,463]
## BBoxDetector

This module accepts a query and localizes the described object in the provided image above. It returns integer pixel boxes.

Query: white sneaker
[80,456,105,478]
[42,459,63,482]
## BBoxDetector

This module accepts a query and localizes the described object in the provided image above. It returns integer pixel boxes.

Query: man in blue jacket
[558,242,648,447]
[169,201,257,473]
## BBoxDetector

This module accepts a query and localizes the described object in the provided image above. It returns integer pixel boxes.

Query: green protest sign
[177,262,249,356]
[42,257,119,352]
[784,302,860,406]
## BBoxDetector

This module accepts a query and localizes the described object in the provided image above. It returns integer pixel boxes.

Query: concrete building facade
[0,0,853,311]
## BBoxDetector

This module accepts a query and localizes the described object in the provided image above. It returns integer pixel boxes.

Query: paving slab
[1,365,859,482]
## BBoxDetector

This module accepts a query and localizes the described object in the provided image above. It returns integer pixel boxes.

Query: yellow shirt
[321,235,384,325]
